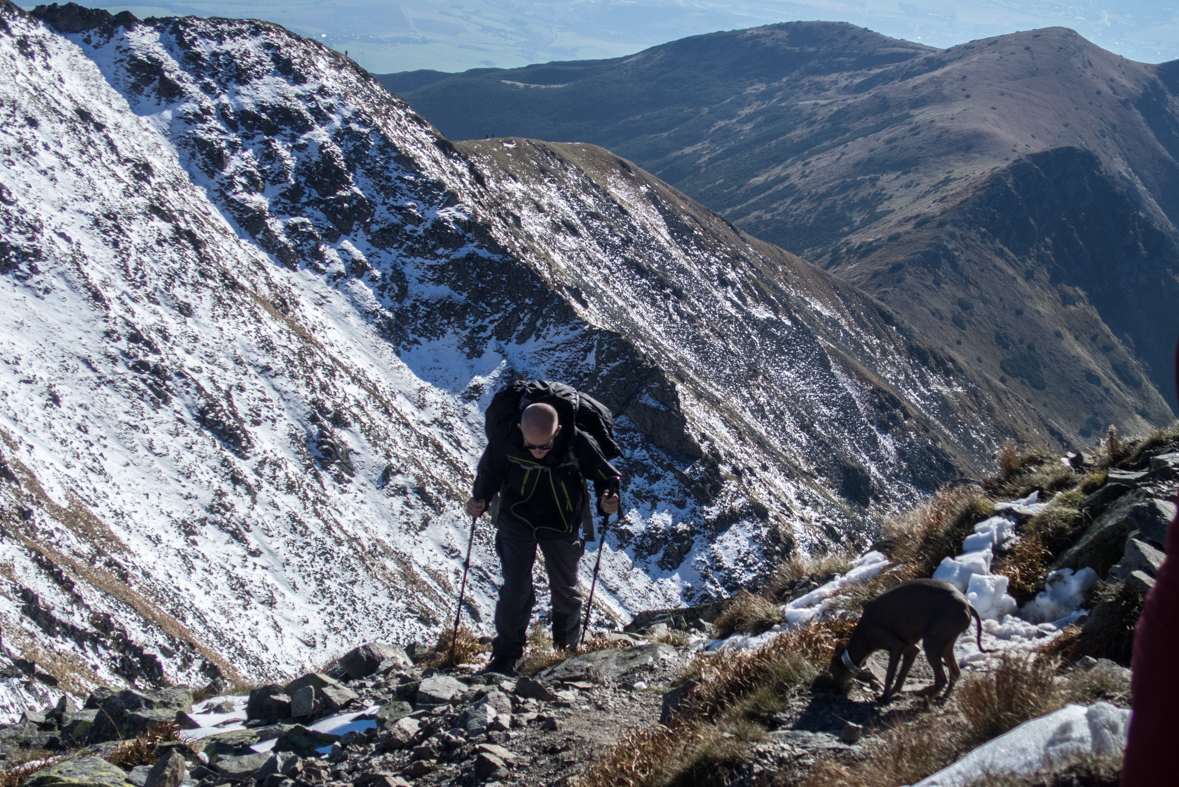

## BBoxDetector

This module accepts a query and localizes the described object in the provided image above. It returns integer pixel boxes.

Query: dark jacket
[472,414,620,538]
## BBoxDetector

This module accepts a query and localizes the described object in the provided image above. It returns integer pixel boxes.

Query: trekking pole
[579,477,621,648]
[448,513,479,669]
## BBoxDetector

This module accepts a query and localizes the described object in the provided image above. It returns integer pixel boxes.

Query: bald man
[467,399,621,675]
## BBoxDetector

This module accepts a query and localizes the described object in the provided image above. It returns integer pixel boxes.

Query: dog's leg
[916,639,950,697]
[882,645,919,702]
[941,640,962,696]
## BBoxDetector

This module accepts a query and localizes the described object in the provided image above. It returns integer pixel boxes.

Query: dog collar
[841,649,864,675]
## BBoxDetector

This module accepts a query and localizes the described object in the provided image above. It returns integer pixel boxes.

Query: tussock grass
[803,652,1070,787]
[647,628,691,647]
[956,653,1064,741]
[1077,470,1106,495]
[0,751,59,787]
[517,634,627,678]
[1076,581,1145,664]
[106,723,182,769]
[763,549,855,601]
[883,485,994,577]
[579,623,842,787]
[712,591,784,638]
[419,624,485,670]
[1062,661,1131,705]
[994,491,1085,601]
[997,439,1020,479]
[1126,421,1179,465]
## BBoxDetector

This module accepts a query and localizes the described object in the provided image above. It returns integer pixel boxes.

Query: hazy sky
[30,1,1179,74]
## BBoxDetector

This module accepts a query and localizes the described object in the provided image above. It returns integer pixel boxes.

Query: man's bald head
[520,403,560,451]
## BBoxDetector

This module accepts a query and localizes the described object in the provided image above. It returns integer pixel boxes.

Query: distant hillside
[381,23,1179,441]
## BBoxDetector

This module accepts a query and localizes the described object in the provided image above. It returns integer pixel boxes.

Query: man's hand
[466,497,487,518]
[600,492,619,516]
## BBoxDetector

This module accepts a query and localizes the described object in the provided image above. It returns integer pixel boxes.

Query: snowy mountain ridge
[1,0,1059,702]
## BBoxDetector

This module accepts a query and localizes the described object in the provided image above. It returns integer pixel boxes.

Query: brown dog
[829,579,987,703]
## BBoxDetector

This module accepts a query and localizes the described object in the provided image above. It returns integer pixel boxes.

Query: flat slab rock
[415,675,468,706]
[24,756,132,787]
[537,643,677,683]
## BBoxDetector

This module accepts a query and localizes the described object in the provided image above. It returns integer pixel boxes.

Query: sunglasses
[523,439,556,451]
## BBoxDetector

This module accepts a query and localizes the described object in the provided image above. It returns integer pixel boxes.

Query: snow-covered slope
[1,1,1059,698]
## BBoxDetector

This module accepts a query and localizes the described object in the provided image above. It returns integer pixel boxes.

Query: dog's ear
[834,640,848,653]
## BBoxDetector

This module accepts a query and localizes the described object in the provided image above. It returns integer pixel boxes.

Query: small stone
[474,753,506,780]
[326,743,347,764]
[352,775,411,787]
[291,685,318,718]
[128,765,153,787]
[415,675,467,706]
[541,716,559,731]
[319,685,360,712]
[403,760,434,778]
[475,743,516,761]
[839,722,863,744]
[1128,570,1156,594]
[513,677,557,703]
[489,715,511,732]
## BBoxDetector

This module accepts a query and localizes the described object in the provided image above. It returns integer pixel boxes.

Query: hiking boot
[483,655,519,677]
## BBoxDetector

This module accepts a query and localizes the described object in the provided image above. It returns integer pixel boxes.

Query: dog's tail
[969,604,990,653]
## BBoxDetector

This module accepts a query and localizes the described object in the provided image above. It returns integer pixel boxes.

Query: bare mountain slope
[1,1,1053,700]
[385,23,1179,439]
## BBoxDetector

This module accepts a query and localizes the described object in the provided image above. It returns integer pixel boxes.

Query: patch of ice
[961,515,1018,553]
[931,549,993,593]
[965,573,1018,621]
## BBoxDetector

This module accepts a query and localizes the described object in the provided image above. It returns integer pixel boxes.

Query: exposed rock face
[0,0,1104,694]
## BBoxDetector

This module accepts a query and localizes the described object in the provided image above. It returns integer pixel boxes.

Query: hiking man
[466,388,621,676]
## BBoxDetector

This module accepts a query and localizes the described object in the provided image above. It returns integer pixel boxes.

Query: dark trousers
[492,517,584,660]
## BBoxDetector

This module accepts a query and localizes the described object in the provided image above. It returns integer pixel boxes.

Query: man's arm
[468,431,507,516]
[574,430,622,515]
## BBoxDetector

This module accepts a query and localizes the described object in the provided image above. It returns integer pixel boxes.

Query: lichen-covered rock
[538,643,677,683]
[340,643,412,679]
[24,757,132,787]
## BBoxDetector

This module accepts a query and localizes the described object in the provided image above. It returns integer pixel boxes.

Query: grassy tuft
[418,624,485,670]
[800,713,969,787]
[0,751,59,787]
[517,634,627,678]
[955,652,1064,741]
[712,591,784,638]
[762,549,855,602]
[106,723,182,769]
[1126,421,1179,465]
[994,491,1085,601]
[579,623,841,787]
[883,485,994,577]
[1062,661,1131,706]
[997,439,1020,479]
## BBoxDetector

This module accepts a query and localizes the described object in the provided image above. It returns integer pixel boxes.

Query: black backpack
[484,380,622,461]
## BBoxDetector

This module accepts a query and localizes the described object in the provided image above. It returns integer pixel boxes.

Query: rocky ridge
[385,23,1179,438]
[0,0,1083,698]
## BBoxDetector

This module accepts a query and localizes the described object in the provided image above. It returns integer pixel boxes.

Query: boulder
[659,678,699,725]
[88,688,195,743]
[377,717,420,751]
[127,766,152,787]
[1148,452,1179,477]
[246,684,289,722]
[625,599,730,633]
[212,752,272,781]
[474,753,505,780]
[282,673,343,699]
[513,676,557,702]
[60,709,98,744]
[339,643,411,679]
[1054,491,1165,574]
[375,700,412,727]
[202,725,295,761]
[537,643,677,683]
[1109,538,1166,580]
[143,749,188,787]
[318,684,359,712]
[290,685,317,719]
[270,725,339,756]
[1127,571,1156,595]
[353,775,411,787]
[24,757,132,787]
[414,675,466,706]
[1125,498,1176,548]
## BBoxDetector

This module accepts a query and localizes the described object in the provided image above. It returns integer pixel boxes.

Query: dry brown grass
[106,723,182,769]
[997,439,1020,479]
[802,652,1070,787]
[883,485,994,577]
[955,652,1064,741]
[1077,470,1107,495]
[1126,421,1179,465]
[0,751,59,787]
[1104,427,1122,465]
[517,634,628,678]
[418,624,485,670]
[762,549,855,601]
[1061,661,1132,706]
[994,492,1086,602]
[712,591,784,638]
[579,623,845,787]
